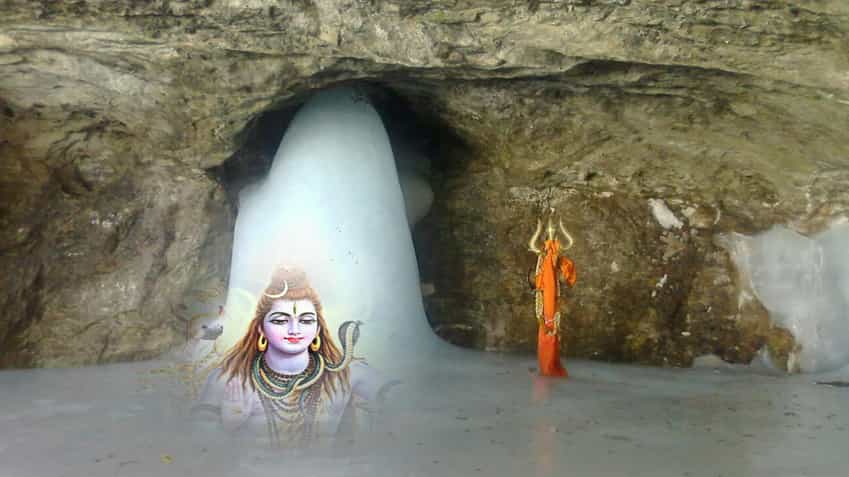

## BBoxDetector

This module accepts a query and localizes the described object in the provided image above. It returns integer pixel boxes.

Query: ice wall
[728,223,849,372]
[217,87,439,367]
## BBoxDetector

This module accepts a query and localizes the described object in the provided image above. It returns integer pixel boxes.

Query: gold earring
[310,335,321,352]
[257,335,268,352]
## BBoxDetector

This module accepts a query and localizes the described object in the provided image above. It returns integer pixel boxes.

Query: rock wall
[1,1,848,367]
[410,72,845,366]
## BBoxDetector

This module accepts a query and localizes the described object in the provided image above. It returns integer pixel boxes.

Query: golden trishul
[527,207,574,334]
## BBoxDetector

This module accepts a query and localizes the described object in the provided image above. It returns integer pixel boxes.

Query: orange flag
[534,239,576,377]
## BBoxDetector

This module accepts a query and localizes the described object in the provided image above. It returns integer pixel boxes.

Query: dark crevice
[138,202,179,311]
[97,329,112,364]
[0,265,45,368]
[208,80,471,202]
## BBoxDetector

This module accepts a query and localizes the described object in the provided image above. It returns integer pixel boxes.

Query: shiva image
[193,265,396,446]
[528,208,577,378]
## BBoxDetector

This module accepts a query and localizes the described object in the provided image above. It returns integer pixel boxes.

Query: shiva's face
[259,298,319,355]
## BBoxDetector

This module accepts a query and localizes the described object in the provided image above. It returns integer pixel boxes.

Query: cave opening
[208,82,470,340]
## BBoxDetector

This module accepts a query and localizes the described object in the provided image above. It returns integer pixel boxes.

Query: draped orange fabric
[534,239,576,377]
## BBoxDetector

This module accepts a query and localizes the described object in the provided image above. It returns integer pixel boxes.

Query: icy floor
[1,349,847,477]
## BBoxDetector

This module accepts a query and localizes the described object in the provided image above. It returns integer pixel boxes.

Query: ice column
[217,87,439,368]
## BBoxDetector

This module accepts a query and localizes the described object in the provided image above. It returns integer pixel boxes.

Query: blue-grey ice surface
[0,356,847,477]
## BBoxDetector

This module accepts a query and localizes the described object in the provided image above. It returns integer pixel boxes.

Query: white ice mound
[218,87,439,366]
[728,224,849,372]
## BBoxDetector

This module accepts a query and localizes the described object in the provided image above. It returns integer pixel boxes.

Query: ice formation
[727,224,849,372]
[217,87,438,368]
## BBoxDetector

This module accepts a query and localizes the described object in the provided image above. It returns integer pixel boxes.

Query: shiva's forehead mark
[266,298,317,318]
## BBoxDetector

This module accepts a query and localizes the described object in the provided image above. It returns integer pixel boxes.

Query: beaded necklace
[251,353,323,445]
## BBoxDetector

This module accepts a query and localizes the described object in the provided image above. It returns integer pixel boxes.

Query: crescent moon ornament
[263,280,289,299]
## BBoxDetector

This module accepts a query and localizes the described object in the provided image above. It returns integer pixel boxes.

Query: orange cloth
[534,239,576,377]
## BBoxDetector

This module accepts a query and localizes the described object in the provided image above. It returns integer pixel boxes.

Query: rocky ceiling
[1,0,848,368]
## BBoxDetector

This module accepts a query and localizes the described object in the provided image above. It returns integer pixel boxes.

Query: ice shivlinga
[219,87,438,368]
